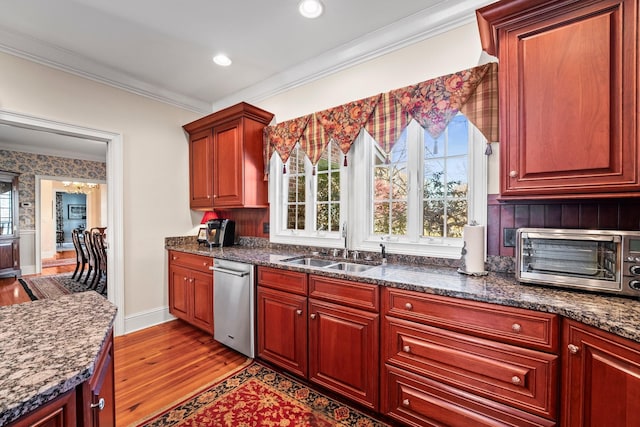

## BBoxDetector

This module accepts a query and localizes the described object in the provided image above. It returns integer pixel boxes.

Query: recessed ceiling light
[298,0,324,18]
[213,54,232,67]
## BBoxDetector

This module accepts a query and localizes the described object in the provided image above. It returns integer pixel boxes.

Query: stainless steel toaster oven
[516,228,640,297]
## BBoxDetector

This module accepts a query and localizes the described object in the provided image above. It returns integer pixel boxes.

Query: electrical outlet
[503,228,516,247]
[263,222,270,234]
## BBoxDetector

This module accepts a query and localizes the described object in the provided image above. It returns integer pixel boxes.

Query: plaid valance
[264,62,498,176]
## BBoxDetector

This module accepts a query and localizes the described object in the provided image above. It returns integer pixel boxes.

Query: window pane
[371,135,408,236]
[422,114,469,239]
[314,141,342,233]
[423,200,444,237]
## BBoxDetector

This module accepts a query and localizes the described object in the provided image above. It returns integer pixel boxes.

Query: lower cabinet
[562,319,640,427]
[9,390,77,427]
[381,287,559,427]
[168,250,214,334]
[257,267,380,410]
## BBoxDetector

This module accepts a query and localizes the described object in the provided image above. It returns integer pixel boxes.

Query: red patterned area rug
[135,361,390,427]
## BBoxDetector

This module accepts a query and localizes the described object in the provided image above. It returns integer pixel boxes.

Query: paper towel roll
[462,224,486,273]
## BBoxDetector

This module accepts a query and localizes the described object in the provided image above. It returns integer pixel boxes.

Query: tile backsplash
[487,195,640,257]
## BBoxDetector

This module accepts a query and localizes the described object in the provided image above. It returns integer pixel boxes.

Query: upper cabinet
[0,171,20,279]
[477,0,639,199]
[183,102,274,209]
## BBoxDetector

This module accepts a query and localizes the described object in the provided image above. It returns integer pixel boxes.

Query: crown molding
[0,28,211,114]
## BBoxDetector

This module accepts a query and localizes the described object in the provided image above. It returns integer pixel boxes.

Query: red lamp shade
[200,211,218,224]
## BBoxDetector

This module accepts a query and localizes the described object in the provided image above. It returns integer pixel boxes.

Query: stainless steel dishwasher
[210,259,255,358]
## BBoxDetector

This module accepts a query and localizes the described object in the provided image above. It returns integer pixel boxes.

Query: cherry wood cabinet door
[308,298,379,411]
[562,319,640,427]
[188,129,214,209]
[257,286,308,378]
[168,264,191,322]
[191,268,214,334]
[81,331,115,427]
[477,0,639,199]
[213,119,244,208]
[8,390,77,427]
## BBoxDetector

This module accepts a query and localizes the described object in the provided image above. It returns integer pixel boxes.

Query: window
[271,115,487,257]
[271,142,346,246]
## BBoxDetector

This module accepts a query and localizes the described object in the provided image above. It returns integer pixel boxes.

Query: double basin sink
[281,256,375,273]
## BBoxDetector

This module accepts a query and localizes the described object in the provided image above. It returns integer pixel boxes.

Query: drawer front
[309,275,379,312]
[383,287,558,352]
[257,266,307,295]
[383,317,558,419]
[382,365,556,427]
[168,250,213,273]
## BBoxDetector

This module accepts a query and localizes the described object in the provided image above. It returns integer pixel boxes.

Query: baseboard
[123,306,176,335]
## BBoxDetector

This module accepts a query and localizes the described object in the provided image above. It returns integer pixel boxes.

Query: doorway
[1,109,124,335]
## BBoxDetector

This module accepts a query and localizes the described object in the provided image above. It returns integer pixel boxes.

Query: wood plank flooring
[114,320,248,426]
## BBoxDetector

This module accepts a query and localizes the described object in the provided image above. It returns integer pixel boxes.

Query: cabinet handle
[296,309,302,315]
[511,323,522,333]
[404,302,413,310]
[402,345,411,353]
[509,170,518,178]
[402,399,410,407]
[511,376,521,385]
[91,397,105,411]
[310,314,317,319]
[568,344,580,354]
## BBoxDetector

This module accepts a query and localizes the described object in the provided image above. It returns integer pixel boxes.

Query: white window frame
[270,119,487,258]
[269,143,348,248]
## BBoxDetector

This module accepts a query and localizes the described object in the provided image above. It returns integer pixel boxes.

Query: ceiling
[0,0,495,160]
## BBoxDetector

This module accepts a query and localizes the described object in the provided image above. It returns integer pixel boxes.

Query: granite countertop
[167,242,640,344]
[0,291,118,426]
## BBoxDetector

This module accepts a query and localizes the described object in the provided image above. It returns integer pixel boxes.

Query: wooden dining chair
[71,229,88,281]
[83,229,98,288]
[91,228,107,290]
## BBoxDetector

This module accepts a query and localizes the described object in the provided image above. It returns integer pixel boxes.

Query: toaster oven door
[517,230,621,291]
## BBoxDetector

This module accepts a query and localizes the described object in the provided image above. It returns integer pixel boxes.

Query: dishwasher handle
[210,266,250,277]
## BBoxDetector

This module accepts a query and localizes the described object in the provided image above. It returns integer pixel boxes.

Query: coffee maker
[206,218,235,247]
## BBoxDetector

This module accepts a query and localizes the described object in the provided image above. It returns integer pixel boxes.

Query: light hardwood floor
[0,253,247,426]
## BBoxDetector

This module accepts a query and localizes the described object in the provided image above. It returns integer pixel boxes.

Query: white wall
[0,51,200,322]
[257,22,500,194]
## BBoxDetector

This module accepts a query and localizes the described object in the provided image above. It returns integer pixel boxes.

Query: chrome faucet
[342,222,348,258]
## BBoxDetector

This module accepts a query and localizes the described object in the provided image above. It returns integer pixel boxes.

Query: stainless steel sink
[325,262,375,273]
[281,257,337,267]
[281,257,375,273]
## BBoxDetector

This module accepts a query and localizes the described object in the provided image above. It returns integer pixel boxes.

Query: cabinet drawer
[382,364,556,427]
[383,317,558,419]
[257,266,307,295]
[309,275,379,312]
[383,287,558,352]
[168,250,213,273]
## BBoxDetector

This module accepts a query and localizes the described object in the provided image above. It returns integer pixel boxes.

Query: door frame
[0,109,124,336]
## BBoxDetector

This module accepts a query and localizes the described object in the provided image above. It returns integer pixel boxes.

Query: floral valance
[264,62,498,177]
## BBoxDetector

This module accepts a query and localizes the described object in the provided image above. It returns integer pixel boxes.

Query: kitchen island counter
[0,291,117,426]
[166,240,640,344]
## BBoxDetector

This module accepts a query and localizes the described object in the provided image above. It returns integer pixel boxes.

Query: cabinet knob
[511,323,522,333]
[511,376,521,385]
[296,309,302,315]
[402,345,411,353]
[402,399,410,407]
[404,302,413,310]
[310,314,317,319]
[183,276,188,281]
[206,195,210,199]
[90,397,105,411]
[509,170,518,178]
[172,256,177,260]
[568,344,580,354]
